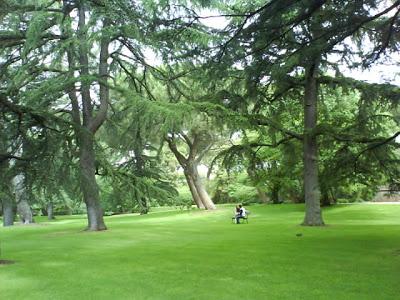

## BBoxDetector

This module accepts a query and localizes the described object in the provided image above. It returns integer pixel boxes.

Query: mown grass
[1,204,400,300]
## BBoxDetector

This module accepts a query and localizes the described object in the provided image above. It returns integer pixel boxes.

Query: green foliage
[336,183,378,203]
[23,12,48,58]
[172,186,194,209]
[1,0,399,220]
[210,172,259,204]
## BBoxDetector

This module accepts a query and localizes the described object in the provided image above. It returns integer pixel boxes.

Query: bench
[232,215,249,224]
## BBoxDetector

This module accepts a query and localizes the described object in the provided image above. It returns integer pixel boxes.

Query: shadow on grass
[0,260,15,265]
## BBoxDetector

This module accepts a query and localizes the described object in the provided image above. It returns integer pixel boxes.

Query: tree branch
[165,136,188,166]
[90,18,111,133]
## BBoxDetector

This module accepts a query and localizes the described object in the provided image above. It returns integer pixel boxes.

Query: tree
[166,128,216,210]
[1,0,398,228]
[0,160,14,227]
[204,0,400,225]
[61,0,111,230]
[98,91,180,215]
[0,0,171,229]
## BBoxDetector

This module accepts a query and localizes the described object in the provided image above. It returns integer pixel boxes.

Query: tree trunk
[79,132,107,231]
[47,201,54,220]
[13,174,33,224]
[320,186,331,206]
[17,200,33,224]
[133,140,149,215]
[302,61,324,226]
[271,185,281,204]
[68,4,108,231]
[269,128,281,204]
[2,197,14,226]
[166,134,216,210]
[321,188,336,206]
[330,188,337,204]
[139,197,149,215]
[184,173,205,209]
[191,166,216,210]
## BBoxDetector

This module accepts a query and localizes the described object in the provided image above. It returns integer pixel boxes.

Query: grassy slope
[1,204,399,300]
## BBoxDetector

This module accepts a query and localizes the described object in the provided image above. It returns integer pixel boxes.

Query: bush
[229,184,259,205]
[209,172,262,204]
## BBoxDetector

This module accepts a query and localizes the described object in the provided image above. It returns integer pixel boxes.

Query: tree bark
[191,164,216,210]
[184,173,205,209]
[269,128,281,204]
[17,200,33,224]
[47,201,54,220]
[133,137,150,215]
[13,174,33,224]
[2,197,14,226]
[302,61,324,226]
[64,3,109,231]
[79,131,107,231]
[1,160,14,226]
[166,136,216,209]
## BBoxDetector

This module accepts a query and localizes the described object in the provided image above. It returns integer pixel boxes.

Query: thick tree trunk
[17,199,33,224]
[47,202,54,220]
[166,134,216,210]
[191,166,216,210]
[302,62,324,226]
[70,4,108,231]
[79,133,106,231]
[184,173,205,209]
[2,198,14,226]
[13,174,33,224]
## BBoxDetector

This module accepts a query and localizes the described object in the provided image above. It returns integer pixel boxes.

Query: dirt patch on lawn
[0,260,15,265]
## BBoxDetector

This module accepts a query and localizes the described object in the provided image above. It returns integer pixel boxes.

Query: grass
[1,204,400,300]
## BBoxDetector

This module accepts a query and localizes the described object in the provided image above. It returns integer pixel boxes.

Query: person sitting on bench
[235,204,246,224]
[234,205,240,218]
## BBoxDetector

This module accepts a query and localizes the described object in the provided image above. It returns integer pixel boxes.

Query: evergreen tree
[204,0,400,225]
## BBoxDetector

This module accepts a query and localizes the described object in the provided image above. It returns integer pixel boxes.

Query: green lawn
[1,204,400,300]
